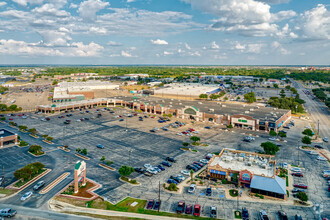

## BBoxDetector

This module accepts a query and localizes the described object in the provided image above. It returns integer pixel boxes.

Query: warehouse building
[206,148,286,200]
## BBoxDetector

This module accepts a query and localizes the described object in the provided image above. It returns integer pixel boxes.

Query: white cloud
[211,41,219,49]
[271,41,290,54]
[188,51,201,56]
[11,0,43,6]
[150,39,168,45]
[78,0,109,21]
[121,50,132,57]
[0,2,7,7]
[232,41,263,53]
[69,3,78,8]
[127,0,135,2]
[32,3,70,17]
[299,4,330,40]
[107,41,122,46]
[89,27,107,34]
[256,0,290,4]
[37,29,72,46]
[70,41,103,57]
[234,42,246,51]
[183,0,296,37]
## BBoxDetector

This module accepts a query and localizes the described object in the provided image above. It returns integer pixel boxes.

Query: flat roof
[154,83,220,96]
[116,95,290,122]
[0,129,16,138]
[209,149,275,177]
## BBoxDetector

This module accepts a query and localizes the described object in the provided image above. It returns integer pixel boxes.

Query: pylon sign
[74,161,86,193]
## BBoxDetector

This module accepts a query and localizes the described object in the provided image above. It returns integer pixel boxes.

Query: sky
[0,0,329,65]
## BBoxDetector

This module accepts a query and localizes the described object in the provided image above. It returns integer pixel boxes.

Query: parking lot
[1,106,329,218]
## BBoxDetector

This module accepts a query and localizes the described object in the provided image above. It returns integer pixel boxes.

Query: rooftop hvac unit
[243,104,246,107]
[209,109,214,112]
[274,108,277,110]
[170,102,172,104]
[261,163,266,169]
[169,105,172,107]
[198,102,203,104]
[245,111,249,114]
[171,99,173,101]
[222,105,226,107]
[247,162,252,166]
[250,109,254,111]
[179,103,182,105]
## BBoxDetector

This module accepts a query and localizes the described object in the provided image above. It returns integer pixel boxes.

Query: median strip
[40,172,70,195]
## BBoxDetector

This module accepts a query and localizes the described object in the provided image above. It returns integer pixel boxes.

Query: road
[292,80,330,144]
[0,203,91,220]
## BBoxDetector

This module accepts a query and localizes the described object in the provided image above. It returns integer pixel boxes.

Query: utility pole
[2,165,5,189]
[158,181,161,212]
[128,150,132,167]
[318,120,320,135]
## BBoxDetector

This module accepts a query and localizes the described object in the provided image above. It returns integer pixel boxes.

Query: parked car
[96,144,104,149]
[206,187,212,196]
[205,126,211,129]
[193,204,201,216]
[291,167,302,172]
[293,184,308,189]
[242,207,249,220]
[33,181,45,191]
[21,191,33,201]
[119,119,124,122]
[144,172,153,177]
[176,201,185,213]
[153,167,161,173]
[181,170,190,176]
[153,200,161,210]
[314,145,323,149]
[144,164,152,169]
[146,200,154,209]
[210,206,217,218]
[185,204,192,214]
[167,179,178,185]
[188,184,196,193]
[292,188,305,193]
[295,215,303,220]
[283,126,290,129]
[162,161,171,167]
[317,156,327,161]
[147,168,158,175]
[166,157,176,162]
[0,208,17,218]
[278,210,288,220]
[157,165,165,171]
[170,176,182,183]
[269,137,277,141]
[323,137,328,142]
[134,167,145,173]
[258,210,269,220]
[292,173,303,177]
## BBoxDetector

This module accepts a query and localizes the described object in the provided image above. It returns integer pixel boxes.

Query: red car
[292,173,303,177]
[176,201,185,213]
[18,114,22,117]
[9,118,13,120]
[189,128,195,132]
[182,132,188,134]
[146,200,154,209]
[185,204,192,214]
[293,184,308,189]
[193,204,201,216]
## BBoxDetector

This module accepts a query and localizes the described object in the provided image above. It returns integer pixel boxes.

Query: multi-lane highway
[292,79,329,145]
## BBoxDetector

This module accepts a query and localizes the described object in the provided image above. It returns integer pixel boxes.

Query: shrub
[182,142,189,147]
[100,156,106,162]
[302,129,313,137]
[118,165,134,177]
[227,124,233,129]
[81,148,88,155]
[167,183,178,191]
[297,192,308,202]
[46,136,53,141]
[131,180,137,184]
[261,141,280,155]
[269,130,277,137]
[19,141,28,147]
[76,148,82,153]
[229,189,238,197]
[29,145,42,154]
[106,160,113,166]
[301,136,311,145]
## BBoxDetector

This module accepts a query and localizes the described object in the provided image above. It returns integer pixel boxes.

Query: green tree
[0,86,9,94]
[81,148,88,155]
[8,105,18,111]
[237,96,240,100]
[28,128,38,135]
[273,84,279,89]
[168,183,178,191]
[301,136,311,145]
[118,165,134,177]
[46,136,53,141]
[18,125,28,131]
[52,80,58,85]
[100,156,106,162]
[227,124,233,129]
[297,192,308,202]
[29,145,42,154]
[261,142,280,155]
[285,85,291,90]
[42,134,48,138]
[280,89,286,98]
[167,113,172,118]
[209,94,218,99]
[76,148,82,154]
[199,94,207,99]
[190,169,194,180]
[244,92,256,103]
[302,129,313,137]
[278,132,287,138]
[269,130,277,137]
[182,142,189,147]
[190,136,200,143]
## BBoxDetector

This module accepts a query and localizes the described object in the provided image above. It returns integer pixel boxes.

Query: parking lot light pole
[128,150,132,167]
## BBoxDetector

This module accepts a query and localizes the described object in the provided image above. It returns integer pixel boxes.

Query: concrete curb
[40,172,70,194]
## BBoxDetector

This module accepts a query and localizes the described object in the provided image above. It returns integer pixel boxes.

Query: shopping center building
[206,148,286,199]
[38,95,291,132]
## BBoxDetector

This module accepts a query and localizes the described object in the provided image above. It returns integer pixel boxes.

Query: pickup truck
[0,208,17,217]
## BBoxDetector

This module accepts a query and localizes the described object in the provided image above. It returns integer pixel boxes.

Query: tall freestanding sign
[74,161,86,193]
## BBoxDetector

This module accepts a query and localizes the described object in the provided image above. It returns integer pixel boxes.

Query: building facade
[0,129,18,148]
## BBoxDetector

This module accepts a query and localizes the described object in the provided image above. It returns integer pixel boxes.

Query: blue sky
[0,0,329,65]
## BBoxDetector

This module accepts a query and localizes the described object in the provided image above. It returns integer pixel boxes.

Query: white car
[41,118,46,121]
[176,133,183,136]
[188,184,196,193]
[144,164,152,169]
[200,159,209,164]
[181,170,190,176]
[317,156,327,161]
[268,137,277,141]
[147,168,158,174]
[323,137,328,142]
[193,131,199,134]
[76,119,81,122]
[22,116,28,119]
[308,151,318,155]
[283,162,288,168]
[176,174,185,181]
[21,191,33,201]
[291,167,302,172]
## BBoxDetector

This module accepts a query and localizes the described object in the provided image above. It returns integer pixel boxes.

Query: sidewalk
[49,199,192,220]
